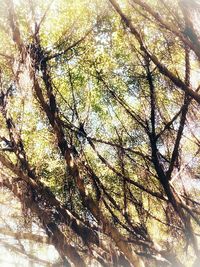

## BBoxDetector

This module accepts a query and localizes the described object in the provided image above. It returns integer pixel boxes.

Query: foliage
[0,0,200,266]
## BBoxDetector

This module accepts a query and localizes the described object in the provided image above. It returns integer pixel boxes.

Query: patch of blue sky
[36,121,45,130]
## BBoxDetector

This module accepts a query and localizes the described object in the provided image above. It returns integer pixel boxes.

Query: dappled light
[0,0,200,266]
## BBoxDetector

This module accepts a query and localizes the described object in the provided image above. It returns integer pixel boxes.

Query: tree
[0,0,200,266]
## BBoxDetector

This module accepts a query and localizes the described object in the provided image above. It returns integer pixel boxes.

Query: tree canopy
[0,0,200,266]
